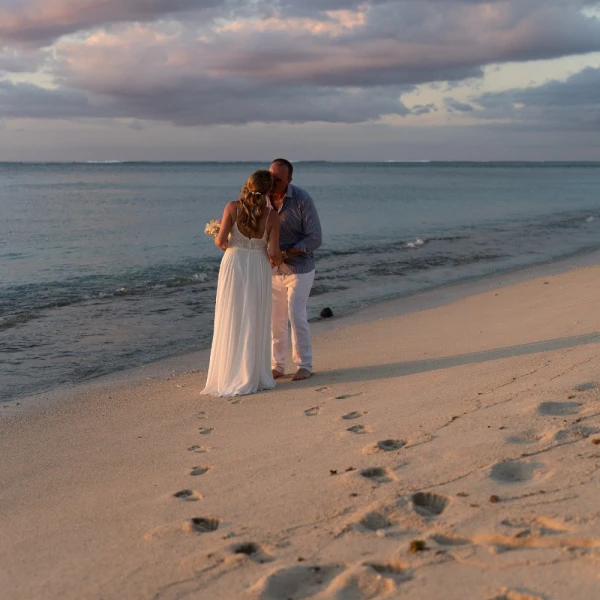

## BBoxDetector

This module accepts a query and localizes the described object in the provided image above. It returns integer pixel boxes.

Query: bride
[202,170,282,397]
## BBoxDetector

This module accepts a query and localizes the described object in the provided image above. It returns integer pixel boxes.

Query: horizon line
[2,159,600,165]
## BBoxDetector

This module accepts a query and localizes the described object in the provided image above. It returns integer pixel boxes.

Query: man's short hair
[271,158,293,179]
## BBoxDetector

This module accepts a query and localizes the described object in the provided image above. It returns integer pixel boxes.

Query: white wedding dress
[202,218,275,397]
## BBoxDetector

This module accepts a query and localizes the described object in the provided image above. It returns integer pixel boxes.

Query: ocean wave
[309,283,350,297]
[0,312,39,330]
[367,253,504,276]
[1,269,216,322]
[319,234,471,259]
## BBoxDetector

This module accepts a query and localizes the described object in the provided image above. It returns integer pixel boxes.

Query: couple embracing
[202,159,322,397]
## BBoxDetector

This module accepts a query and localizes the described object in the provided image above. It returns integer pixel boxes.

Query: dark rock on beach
[320,307,334,318]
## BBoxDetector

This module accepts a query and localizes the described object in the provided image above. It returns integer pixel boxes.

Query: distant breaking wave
[85,160,124,164]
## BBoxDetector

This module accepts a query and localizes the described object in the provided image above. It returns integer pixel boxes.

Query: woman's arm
[267,211,283,265]
[214,202,236,250]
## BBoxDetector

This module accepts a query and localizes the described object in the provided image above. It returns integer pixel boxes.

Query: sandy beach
[3,263,600,600]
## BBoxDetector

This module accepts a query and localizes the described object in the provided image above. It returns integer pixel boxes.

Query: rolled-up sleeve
[293,193,322,254]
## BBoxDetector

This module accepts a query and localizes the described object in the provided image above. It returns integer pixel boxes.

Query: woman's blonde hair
[238,169,273,233]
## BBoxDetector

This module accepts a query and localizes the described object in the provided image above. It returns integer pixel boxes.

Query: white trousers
[271,270,315,373]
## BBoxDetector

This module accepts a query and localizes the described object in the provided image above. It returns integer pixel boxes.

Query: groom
[268,158,322,381]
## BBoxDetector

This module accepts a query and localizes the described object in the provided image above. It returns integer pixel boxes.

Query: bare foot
[291,368,312,381]
[272,369,285,379]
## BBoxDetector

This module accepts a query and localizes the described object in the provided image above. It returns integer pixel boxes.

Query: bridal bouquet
[204,219,221,238]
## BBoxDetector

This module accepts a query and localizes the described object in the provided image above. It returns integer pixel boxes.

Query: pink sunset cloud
[0,0,218,46]
[0,0,599,129]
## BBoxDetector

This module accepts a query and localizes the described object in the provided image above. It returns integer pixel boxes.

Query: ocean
[2,161,600,402]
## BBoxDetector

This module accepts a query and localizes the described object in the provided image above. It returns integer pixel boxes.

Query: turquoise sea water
[2,161,600,401]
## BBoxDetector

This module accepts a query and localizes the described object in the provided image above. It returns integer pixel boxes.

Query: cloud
[473,66,600,130]
[411,103,437,115]
[0,48,46,73]
[196,1,600,87]
[0,79,112,119]
[0,76,411,125]
[45,24,414,125]
[1,1,600,128]
[128,120,144,131]
[0,0,222,46]
[445,97,474,112]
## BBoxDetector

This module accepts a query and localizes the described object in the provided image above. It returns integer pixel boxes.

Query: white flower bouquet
[204,219,221,238]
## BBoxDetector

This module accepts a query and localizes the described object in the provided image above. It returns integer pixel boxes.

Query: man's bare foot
[291,368,312,381]
[272,369,285,379]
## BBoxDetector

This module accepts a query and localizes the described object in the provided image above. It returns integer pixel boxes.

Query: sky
[0,0,599,161]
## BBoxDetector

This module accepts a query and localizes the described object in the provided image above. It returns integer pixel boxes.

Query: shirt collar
[267,185,292,209]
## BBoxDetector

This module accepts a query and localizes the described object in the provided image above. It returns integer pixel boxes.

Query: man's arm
[291,193,322,254]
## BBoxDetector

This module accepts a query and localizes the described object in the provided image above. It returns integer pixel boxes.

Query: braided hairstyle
[238,169,273,233]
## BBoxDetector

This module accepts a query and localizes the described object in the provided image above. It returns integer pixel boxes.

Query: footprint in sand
[364,561,412,584]
[335,393,363,400]
[505,429,541,444]
[537,401,581,416]
[501,516,569,536]
[551,425,599,444]
[196,411,207,420]
[430,533,470,547]
[324,563,411,598]
[489,460,541,483]
[377,438,406,451]
[199,427,214,435]
[575,381,597,392]
[187,445,210,453]
[342,411,365,420]
[359,510,394,531]
[231,542,274,564]
[347,424,371,434]
[489,588,546,600]
[362,439,407,455]
[411,492,450,517]
[145,516,221,541]
[252,564,343,600]
[190,465,211,476]
[359,467,394,483]
[189,517,221,533]
[315,386,329,392]
[304,406,322,416]
[173,489,203,502]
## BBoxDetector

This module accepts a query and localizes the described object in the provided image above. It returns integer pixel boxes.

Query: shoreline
[6,246,600,419]
[3,253,600,598]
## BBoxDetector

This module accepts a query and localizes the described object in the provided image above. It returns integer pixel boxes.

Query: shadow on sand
[307,332,600,386]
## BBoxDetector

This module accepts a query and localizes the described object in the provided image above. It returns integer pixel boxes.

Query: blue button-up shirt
[270,184,322,275]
